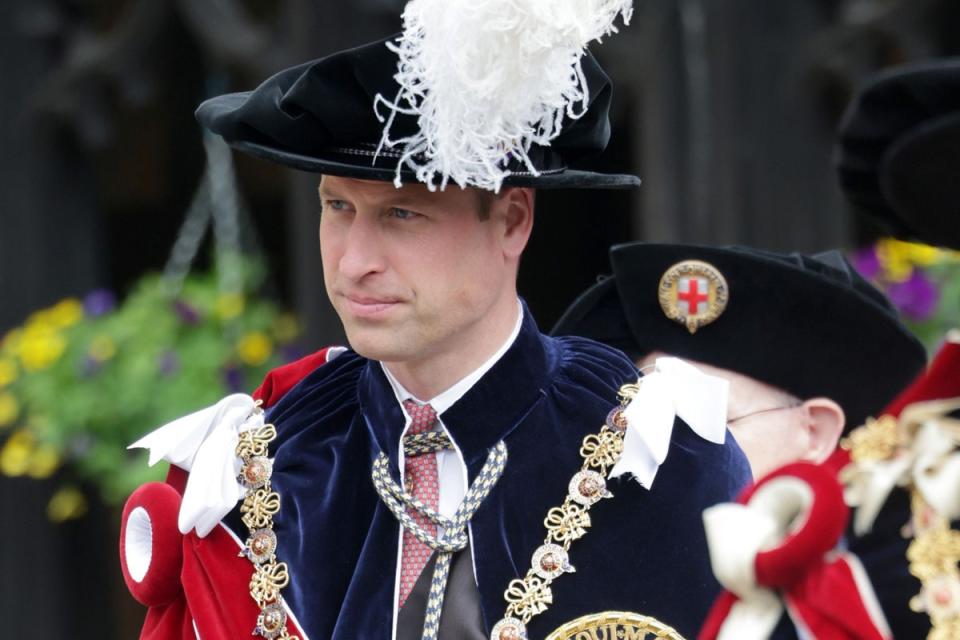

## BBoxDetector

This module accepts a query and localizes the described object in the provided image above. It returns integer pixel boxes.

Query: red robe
[119,348,335,639]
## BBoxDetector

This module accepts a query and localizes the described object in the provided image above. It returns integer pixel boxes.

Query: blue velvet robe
[224,311,752,639]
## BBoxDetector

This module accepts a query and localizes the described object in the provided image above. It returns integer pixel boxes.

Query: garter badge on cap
[657,260,729,334]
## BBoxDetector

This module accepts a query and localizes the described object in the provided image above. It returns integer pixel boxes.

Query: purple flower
[280,343,308,364]
[78,355,102,378]
[172,299,201,325]
[851,246,881,280]
[157,351,180,377]
[222,365,245,393]
[83,289,116,317]
[886,270,939,321]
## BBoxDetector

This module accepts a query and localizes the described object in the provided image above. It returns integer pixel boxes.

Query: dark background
[1,0,957,635]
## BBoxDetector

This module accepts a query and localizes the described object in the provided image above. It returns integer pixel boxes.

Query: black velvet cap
[836,59,960,249]
[552,243,927,431]
[195,35,640,190]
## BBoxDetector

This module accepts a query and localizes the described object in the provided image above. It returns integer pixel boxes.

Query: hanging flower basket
[0,257,302,520]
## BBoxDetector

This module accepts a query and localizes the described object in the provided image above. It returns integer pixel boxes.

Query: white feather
[375,0,633,192]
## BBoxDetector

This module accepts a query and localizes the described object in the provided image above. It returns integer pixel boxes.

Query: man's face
[708,364,809,479]
[319,175,524,366]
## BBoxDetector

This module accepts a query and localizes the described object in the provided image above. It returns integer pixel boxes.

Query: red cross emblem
[658,260,729,334]
[677,276,710,315]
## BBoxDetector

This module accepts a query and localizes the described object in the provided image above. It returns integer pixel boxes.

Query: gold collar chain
[232,383,676,640]
[235,400,299,640]
[489,383,670,640]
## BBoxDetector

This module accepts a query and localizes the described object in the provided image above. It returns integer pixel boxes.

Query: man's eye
[389,208,420,220]
[323,199,350,211]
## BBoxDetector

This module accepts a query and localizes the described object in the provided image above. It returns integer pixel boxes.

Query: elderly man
[117,6,752,640]
[553,242,926,478]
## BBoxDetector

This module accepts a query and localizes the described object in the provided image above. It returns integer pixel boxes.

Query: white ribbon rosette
[844,399,960,536]
[129,394,261,537]
[609,357,729,488]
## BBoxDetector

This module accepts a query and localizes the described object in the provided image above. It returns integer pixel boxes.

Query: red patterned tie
[398,400,441,607]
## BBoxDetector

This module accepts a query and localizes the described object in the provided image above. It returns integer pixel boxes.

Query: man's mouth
[341,294,402,318]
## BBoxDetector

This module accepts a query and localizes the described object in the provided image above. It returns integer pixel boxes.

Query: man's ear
[800,397,845,464]
[500,187,535,259]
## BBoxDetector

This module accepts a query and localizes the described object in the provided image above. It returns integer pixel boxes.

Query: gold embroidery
[842,415,903,463]
[545,611,685,640]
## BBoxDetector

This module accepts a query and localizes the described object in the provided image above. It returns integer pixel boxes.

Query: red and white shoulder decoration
[118,347,343,640]
[839,334,960,632]
[699,334,960,640]
[698,462,892,640]
[842,336,960,537]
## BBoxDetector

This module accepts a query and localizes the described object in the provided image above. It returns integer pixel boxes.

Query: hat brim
[230,138,642,190]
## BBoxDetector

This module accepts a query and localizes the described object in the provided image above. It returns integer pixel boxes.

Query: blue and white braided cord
[372,438,508,640]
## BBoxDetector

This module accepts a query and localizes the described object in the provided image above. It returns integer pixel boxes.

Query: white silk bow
[128,394,260,537]
[609,357,729,489]
[846,404,960,536]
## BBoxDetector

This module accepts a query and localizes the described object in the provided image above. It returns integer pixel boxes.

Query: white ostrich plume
[374,0,633,192]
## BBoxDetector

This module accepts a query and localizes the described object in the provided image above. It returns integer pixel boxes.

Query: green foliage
[0,258,302,511]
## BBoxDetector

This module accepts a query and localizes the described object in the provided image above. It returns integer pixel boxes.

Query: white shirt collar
[380,300,524,415]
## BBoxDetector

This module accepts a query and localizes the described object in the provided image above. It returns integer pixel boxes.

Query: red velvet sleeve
[124,347,340,638]
[253,347,335,408]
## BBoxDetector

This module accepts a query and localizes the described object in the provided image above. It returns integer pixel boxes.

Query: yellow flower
[46,298,84,329]
[0,392,18,427]
[47,486,88,523]
[0,359,16,387]
[17,325,66,371]
[27,443,61,479]
[0,430,35,476]
[1,328,22,352]
[875,238,945,282]
[238,332,273,366]
[215,293,246,320]
[876,238,915,283]
[272,313,301,343]
[25,309,52,329]
[901,241,941,267]
[88,335,117,362]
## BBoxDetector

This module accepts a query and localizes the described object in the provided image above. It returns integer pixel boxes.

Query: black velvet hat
[195,36,640,191]
[836,59,960,249]
[552,243,927,430]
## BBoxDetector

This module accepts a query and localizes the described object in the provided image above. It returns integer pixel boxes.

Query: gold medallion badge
[546,611,685,640]
[658,260,729,334]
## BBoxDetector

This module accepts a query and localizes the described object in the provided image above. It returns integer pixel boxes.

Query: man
[695,59,960,640]
[117,9,752,640]
[552,242,927,478]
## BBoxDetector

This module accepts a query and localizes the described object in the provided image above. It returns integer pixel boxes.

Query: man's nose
[338,212,386,281]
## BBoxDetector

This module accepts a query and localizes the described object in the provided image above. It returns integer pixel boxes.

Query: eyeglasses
[727,403,802,425]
